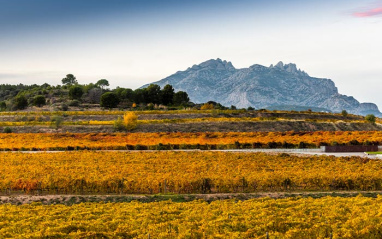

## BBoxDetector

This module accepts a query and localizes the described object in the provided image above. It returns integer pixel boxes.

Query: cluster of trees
[0,74,191,111]
[104,84,190,109]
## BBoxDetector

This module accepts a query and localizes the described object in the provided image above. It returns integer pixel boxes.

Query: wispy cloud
[353,7,382,17]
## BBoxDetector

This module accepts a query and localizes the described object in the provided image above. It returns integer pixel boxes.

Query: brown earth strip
[2,121,381,133]
[1,191,381,205]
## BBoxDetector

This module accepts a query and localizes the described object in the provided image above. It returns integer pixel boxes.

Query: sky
[0,0,381,107]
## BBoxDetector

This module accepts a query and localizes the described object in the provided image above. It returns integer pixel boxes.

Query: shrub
[113,117,125,132]
[146,103,154,110]
[50,116,63,131]
[61,103,69,111]
[33,95,46,107]
[68,100,80,107]
[365,114,376,124]
[3,127,12,133]
[201,103,214,110]
[123,112,138,131]
[69,85,84,100]
[14,95,28,110]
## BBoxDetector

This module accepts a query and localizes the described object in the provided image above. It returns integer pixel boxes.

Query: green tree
[14,95,28,110]
[96,79,109,91]
[83,83,97,94]
[365,114,376,124]
[133,89,145,104]
[121,88,134,102]
[144,84,161,104]
[69,85,84,100]
[100,92,120,109]
[0,101,6,111]
[61,74,78,86]
[114,87,125,98]
[173,91,189,105]
[341,110,348,117]
[33,95,46,107]
[161,84,175,105]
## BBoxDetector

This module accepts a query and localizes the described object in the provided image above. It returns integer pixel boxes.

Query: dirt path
[2,149,379,159]
[1,191,381,205]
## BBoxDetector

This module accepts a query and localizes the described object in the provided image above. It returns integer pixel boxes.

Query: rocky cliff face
[143,59,381,116]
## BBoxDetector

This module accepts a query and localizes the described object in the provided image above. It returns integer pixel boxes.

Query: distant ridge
[142,59,381,116]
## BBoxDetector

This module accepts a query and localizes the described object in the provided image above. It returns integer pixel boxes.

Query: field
[1,151,382,194]
[0,110,381,133]
[2,109,382,238]
[0,131,382,151]
[2,196,382,238]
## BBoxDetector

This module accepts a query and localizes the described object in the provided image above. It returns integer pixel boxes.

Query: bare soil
[1,191,380,205]
[0,111,364,122]
[2,121,381,133]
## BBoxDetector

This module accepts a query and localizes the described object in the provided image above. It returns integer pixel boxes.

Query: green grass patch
[366,152,382,155]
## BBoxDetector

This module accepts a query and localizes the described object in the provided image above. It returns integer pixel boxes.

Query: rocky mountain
[143,58,381,116]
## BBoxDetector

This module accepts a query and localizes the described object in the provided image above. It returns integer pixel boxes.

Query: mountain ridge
[142,59,381,116]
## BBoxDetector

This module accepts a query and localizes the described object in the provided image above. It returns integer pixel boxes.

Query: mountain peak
[271,61,308,76]
[190,58,235,71]
[275,61,284,69]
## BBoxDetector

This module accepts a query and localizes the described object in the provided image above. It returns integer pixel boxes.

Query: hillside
[0,110,380,133]
[145,59,381,116]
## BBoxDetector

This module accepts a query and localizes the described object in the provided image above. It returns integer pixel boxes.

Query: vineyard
[1,109,380,134]
[0,131,381,151]
[1,109,381,238]
[1,196,382,238]
[1,151,382,194]
[0,117,371,127]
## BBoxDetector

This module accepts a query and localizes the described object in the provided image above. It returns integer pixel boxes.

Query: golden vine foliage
[1,196,382,238]
[123,112,138,130]
[0,131,381,150]
[0,117,370,127]
[1,151,382,194]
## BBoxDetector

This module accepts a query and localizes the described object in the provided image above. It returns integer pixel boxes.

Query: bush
[365,114,376,124]
[341,110,348,117]
[33,95,46,107]
[201,103,214,110]
[14,95,28,110]
[100,92,120,109]
[146,103,154,110]
[61,103,69,111]
[3,127,12,133]
[68,100,80,107]
[69,85,84,100]
[50,116,63,131]
[113,117,125,132]
[123,112,138,131]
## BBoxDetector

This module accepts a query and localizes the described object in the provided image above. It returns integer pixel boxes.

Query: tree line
[0,74,190,111]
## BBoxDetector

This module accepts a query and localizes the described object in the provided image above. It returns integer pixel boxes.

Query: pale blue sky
[0,0,381,107]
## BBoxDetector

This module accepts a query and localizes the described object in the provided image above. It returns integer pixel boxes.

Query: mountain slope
[143,59,381,116]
